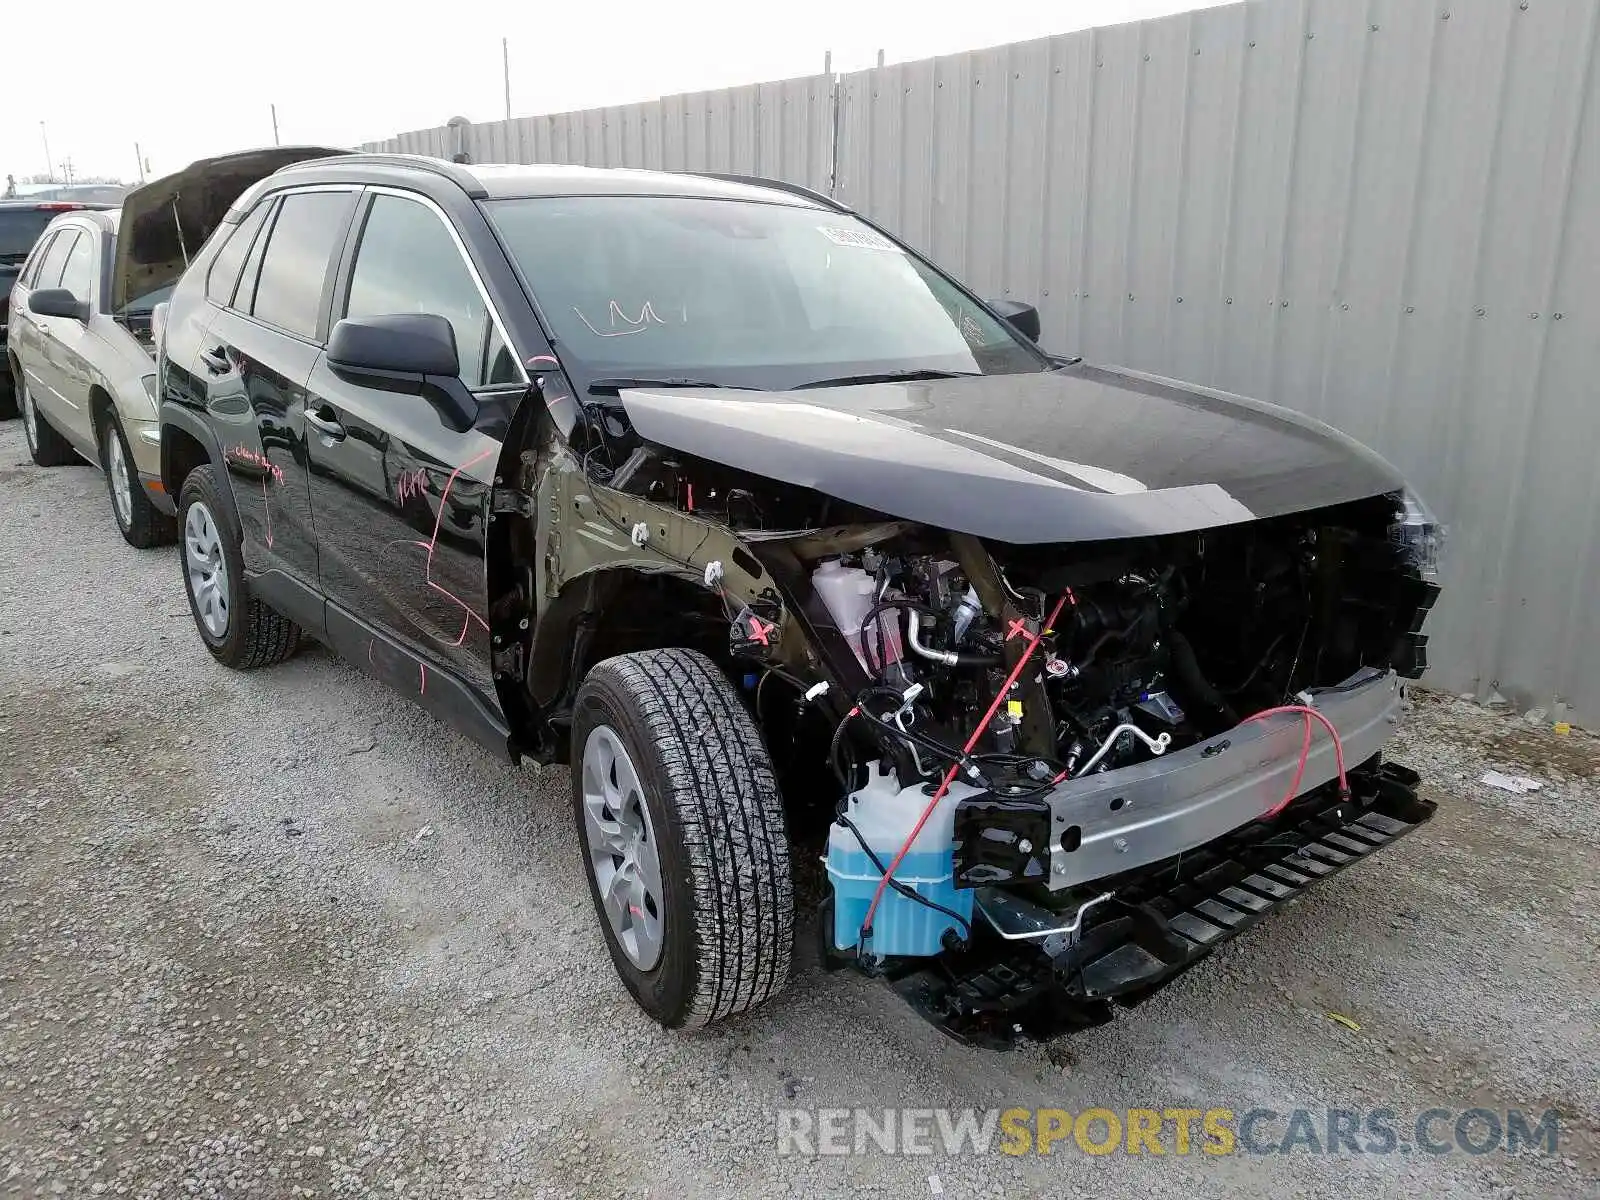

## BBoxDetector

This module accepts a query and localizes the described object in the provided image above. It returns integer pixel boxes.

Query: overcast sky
[2,0,1225,184]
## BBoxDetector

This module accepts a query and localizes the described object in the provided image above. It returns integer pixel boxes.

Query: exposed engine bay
[507,363,1446,1047]
[743,494,1438,1045]
[814,493,1436,789]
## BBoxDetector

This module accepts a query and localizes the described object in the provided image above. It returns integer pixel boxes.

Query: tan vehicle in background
[5,148,333,547]
[7,206,176,545]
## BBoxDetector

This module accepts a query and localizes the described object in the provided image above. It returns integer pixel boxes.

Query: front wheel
[572,648,794,1028]
[178,465,300,669]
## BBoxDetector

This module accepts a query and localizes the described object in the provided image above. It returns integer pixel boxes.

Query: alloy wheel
[105,425,133,528]
[21,383,38,454]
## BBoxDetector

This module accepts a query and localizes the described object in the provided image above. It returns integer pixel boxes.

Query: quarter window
[249,190,356,339]
[343,194,515,388]
[207,201,272,305]
[58,231,95,303]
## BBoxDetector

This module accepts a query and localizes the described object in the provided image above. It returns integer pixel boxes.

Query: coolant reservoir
[811,559,903,671]
[827,769,978,957]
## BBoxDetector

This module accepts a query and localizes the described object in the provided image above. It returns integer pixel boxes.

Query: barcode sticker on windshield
[818,225,901,252]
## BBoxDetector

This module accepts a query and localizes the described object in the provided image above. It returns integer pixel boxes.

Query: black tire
[20,377,77,467]
[100,413,176,549]
[572,648,793,1028]
[177,464,300,669]
[0,359,17,420]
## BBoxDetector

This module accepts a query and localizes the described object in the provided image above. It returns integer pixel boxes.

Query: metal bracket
[975,888,1113,943]
[490,486,536,518]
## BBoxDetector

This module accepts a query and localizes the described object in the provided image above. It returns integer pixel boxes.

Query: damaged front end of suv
[498,348,1442,1047]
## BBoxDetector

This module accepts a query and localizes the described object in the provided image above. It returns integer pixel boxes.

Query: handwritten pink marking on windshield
[526,354,559,368]
[419,663,428,696]
[571,300,674,338]
[261,480,273,548]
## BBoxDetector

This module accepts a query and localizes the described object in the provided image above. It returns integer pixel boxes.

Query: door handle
[304,408,346,441]
[198,347,230,375]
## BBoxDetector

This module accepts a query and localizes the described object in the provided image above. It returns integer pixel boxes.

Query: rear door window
[248,190,356,339]
[206,201,272,305]
[32,230,78,290]
[57,230,96,302]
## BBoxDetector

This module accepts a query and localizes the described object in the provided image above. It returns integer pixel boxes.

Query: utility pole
[502,38,511,119]
[40,122,54,182]
[62,157,74,184]
[270,104,280,146]
[876,48,885,68]
[134,143,146,183]
[824,49,832,74]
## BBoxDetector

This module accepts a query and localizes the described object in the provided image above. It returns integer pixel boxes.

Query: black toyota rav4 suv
[160,152,1441,1046]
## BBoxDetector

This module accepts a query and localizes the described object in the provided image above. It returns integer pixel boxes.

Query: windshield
[484,195,1045,388]
[119,282,174,318]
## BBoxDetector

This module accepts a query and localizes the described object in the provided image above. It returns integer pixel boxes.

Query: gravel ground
[1,419,1596,1199]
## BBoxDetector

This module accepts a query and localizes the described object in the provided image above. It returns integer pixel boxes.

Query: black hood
[619,363,1406,544]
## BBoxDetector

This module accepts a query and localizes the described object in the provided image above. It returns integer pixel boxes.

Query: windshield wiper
[794,368,978,389]
[586,376,738,394]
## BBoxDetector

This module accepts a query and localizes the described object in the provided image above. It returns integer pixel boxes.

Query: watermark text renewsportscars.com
[775,1106,1563,1157]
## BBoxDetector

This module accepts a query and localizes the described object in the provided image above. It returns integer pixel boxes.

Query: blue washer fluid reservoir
[826,768,979,957]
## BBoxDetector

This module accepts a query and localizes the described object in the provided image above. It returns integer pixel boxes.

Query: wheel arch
[522,566,734,762]
[87,384,116,437]
[160,408,235,517]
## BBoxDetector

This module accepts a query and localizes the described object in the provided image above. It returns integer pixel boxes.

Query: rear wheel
[20,379,77,467]
[572,648,793,1028]
[100,414,175,548]
[0,360,17,420]
[178,465,299,669]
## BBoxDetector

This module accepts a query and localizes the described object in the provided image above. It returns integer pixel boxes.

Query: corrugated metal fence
[363,0,1600,724]
[368,74,836,193]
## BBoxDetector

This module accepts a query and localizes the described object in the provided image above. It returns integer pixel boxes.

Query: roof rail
[687,172,848,212]
[281,153,488,199]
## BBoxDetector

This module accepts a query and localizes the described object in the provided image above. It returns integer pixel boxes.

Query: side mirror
[987,298,1041,343]
[29,287,89,322]
[327,313,477,432]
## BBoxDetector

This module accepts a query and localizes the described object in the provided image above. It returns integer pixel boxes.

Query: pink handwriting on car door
[224,446,284,547]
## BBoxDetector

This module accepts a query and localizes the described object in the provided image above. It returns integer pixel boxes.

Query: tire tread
[178,465,300,670]
[584,648,793,1027]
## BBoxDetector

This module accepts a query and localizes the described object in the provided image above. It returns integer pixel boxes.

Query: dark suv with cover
[1,198,115,414]
[159,153,1442,1045]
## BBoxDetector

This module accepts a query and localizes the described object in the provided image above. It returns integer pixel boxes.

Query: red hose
[1236,703,1349,817]
[857,592,1072,945]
